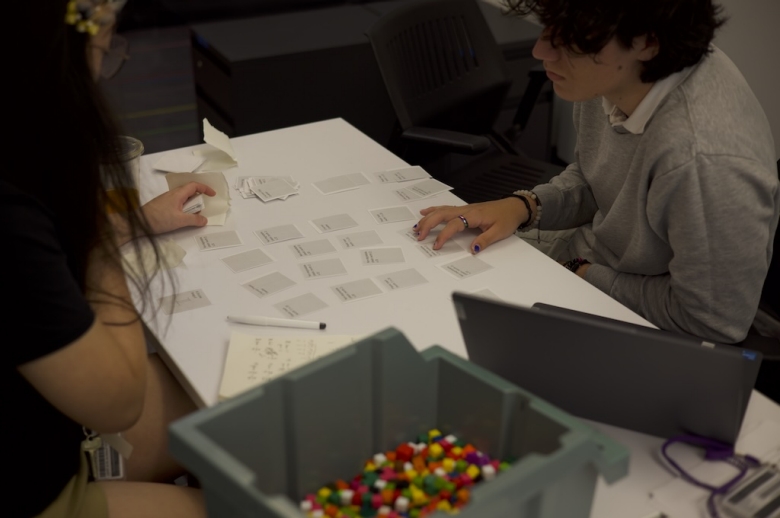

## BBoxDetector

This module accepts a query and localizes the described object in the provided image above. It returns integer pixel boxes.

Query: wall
[484,0,780,160]
[713,0,780,158]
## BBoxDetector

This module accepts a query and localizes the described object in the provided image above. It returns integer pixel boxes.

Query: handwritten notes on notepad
[218,332,362,400]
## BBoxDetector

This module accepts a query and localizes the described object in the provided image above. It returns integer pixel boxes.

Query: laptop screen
[452,292,762,443]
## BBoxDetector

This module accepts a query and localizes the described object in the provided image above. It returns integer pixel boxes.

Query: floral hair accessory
[64,0,126,36]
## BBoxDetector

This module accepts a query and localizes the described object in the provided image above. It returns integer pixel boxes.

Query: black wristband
[562,257,590,273]
[507,194,534,230]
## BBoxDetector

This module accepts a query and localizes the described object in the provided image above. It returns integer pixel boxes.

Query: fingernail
[413,223,418,228]
[473,244,481,253]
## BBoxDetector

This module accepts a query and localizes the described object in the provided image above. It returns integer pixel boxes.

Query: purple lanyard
[661,434,762,517]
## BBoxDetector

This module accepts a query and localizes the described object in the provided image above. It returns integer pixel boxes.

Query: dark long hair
[7,1,170,323]
[503,0,727,82]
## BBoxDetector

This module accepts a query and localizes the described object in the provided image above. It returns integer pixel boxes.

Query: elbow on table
[671,305,753,345]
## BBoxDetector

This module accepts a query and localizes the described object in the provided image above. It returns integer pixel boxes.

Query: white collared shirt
[602,61,698,134]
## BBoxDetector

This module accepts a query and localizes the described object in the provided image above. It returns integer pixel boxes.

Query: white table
[137,118,780,518]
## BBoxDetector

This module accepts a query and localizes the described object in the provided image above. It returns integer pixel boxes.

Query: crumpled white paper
[193,118,238,172]
[165,171,231,225]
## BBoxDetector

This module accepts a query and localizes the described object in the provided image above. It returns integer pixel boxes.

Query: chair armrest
[401,127,491,154]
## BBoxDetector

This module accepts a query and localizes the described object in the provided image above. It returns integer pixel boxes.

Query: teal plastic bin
[169,328,629,517]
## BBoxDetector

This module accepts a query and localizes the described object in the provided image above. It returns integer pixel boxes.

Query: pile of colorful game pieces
[299,429,512,517]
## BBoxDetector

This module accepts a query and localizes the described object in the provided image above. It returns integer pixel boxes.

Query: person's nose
[532,28,560,63]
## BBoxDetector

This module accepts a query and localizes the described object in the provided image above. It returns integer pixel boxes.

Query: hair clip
[65,0,125,35]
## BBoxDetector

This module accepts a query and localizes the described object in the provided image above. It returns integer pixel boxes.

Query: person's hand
[414,197,529,253]
[141,182,216,235]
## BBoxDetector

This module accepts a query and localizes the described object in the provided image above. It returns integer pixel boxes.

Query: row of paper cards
[199,227,473,267]
[161,248,492,318]
[150,120,446,203]
[228,166,451,203]
[160,222,496,316]
[312,167,453,202]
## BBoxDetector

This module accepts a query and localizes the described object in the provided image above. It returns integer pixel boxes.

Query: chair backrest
[366,0,511,135]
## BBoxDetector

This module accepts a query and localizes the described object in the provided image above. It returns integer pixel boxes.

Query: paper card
[439,255,494,279]
[237,175,299,190]
[312,173,370,195]
[254,224,304,245]
[392,187,423,202]
[274,292,328,317]
[471,288,502,301]
[182,194,204,214]
[369,206,416,224]
[290,239,337,258]
[347,172,370,186]
[299,258,348,279]
[153,153,205,173]
[238,176,298,199]
[337,230,383,249]
[399,228,422,242]
[312,175,355,195]
[406,178,452,198]
[195,230,243,251]
[160,289,211,315]
[331,278,383,303]
[372,166,430,183]
[416,240,464,258]
[250,178,299,202]
[393,180,453,201]
[311,214,359,233]
[242,272,296,299]
[221,248,274,273]
[202,118,237,162]
[375,268,429,291]
[360,247,406,266]
[165,171,231,221]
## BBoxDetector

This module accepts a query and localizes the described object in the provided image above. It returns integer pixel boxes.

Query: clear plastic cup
[105,135,144,213]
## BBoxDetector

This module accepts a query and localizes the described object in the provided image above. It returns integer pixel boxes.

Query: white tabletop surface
[136,118,780,518]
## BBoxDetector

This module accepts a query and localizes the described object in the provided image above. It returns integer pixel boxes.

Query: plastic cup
[105,135,144,213]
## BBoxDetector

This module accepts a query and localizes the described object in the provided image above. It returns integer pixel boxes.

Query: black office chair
[366,0,563,203]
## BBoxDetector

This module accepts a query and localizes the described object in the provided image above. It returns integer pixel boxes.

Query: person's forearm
[532,163,598,230]
[585,265,754,344]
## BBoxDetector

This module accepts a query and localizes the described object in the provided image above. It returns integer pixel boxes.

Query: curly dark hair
[503,0,727,82]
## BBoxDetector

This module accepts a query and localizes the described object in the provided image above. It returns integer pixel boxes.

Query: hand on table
[141,182,216,235]
[414,197,529,253]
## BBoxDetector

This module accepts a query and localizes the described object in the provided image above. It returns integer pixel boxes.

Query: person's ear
[634,33,660,62]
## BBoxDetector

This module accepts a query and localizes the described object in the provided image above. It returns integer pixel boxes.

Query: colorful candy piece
[300,430,510,517]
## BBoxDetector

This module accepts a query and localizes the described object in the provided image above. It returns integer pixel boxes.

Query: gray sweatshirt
[533,47,778,343]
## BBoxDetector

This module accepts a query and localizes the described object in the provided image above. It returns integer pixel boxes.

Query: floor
[100,25,201,156]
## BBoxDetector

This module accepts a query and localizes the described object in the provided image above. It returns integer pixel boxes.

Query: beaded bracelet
[508,189,542,243]
[507,193,539,230]
[513,190,542,229]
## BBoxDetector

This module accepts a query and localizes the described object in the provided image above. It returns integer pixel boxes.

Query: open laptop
[452,292,763,444]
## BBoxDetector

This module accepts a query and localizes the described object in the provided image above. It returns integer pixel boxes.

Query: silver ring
[457,215,469,229]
